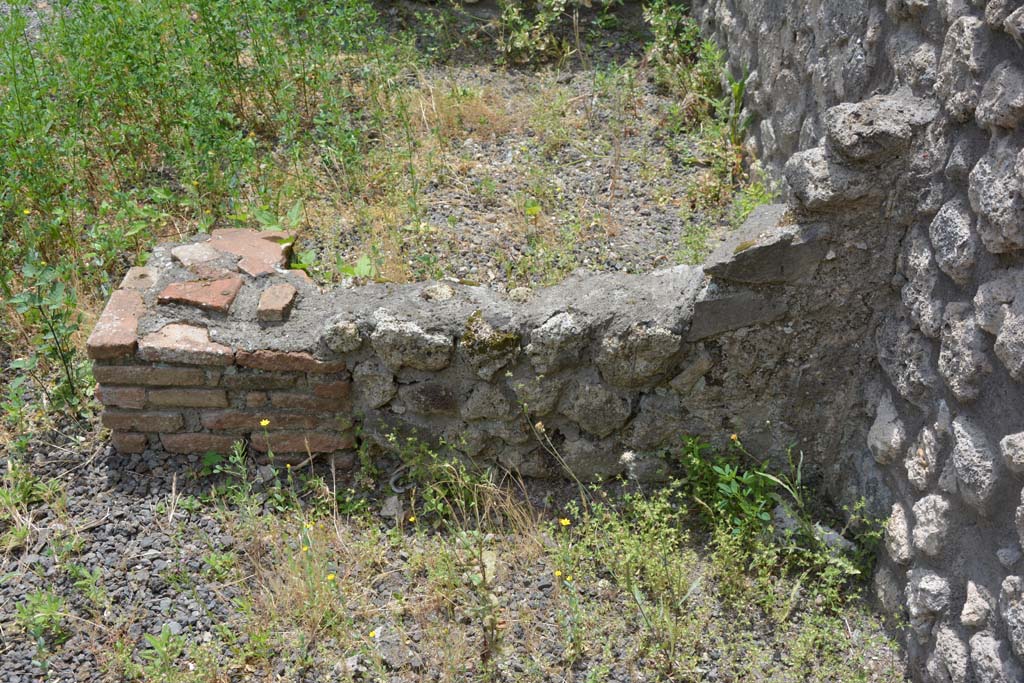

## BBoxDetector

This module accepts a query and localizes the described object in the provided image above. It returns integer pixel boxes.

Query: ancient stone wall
[692,0,1024,680]
[89,217,887,488]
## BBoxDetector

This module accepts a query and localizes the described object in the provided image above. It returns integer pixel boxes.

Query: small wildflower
[408,515,416,523]
[369,629,377,638]
[286,463,291,470]
[730,433,739,442]
[305,522,314,530]
[559,518,571,527]
[534,421,545,433]
[260,419,270,427]
[554,569,562,577]
[566,575,573,582]
[326,573,336,581]
[301,545,309,552]
[22,208,31,215]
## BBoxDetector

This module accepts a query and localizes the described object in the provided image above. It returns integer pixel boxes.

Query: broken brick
[87,290,146,360]
[236,349,345,373]
[157,276,243,314]
[138,324,234,366]
[257,283,298,322]
[208,228,293,277]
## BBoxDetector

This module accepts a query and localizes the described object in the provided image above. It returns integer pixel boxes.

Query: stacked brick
[87,229,354,460]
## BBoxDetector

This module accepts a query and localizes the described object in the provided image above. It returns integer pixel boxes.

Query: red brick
[95,385,147,409]
[269,392,349,413]
[93,364,211,387]
[219,370,299,390]
[257,283,298,322]
[119,266,158,292]
[102,410,184,432]
[138,324,234,366]
[236,350,345,374]
[160,432,239,454]
[148,388,228,408]
[87,290,146,360]
[201,410,347,432]
[246,391,268,407]
[111,432,148,453]
[251,431,354,454]
[209,228,293,277]
[158,276,243,314]
[311,380,352,400]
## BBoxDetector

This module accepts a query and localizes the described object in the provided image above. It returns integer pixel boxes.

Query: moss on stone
[462,310,520,357]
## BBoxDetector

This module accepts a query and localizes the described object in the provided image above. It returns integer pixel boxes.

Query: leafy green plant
[140,624,186,680]
[16,589,68,669]
[203,550,237,581]
[69,564,108,613]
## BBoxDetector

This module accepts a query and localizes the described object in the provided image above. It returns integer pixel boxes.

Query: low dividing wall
[88,201,892,492]
[692,0,1024,680]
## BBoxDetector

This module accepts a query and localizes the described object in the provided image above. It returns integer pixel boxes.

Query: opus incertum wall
[691,0,1024,680]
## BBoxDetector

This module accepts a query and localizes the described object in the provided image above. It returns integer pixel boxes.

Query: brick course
[236,349,345,373]
[93,364,210,387]
[91,228,359,462]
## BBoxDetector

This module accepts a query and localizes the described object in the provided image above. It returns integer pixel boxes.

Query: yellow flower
[301,545,309,552]
[305,522,313,530]
[22,208,31,215]
[730,433,739,442]
[326,573,336,581]
[408,515,416,523]
[260,419,270,427]
[369,629,377,638]
[286,463,291,469]
[559,518,571,527]
[566,575,573,582]
[554,569,562,577]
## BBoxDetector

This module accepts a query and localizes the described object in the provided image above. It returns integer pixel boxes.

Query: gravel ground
[1,419,908,683]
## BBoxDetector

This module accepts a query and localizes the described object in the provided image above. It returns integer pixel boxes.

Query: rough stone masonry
[86,0,1024,679]
[690,0,1024,680]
